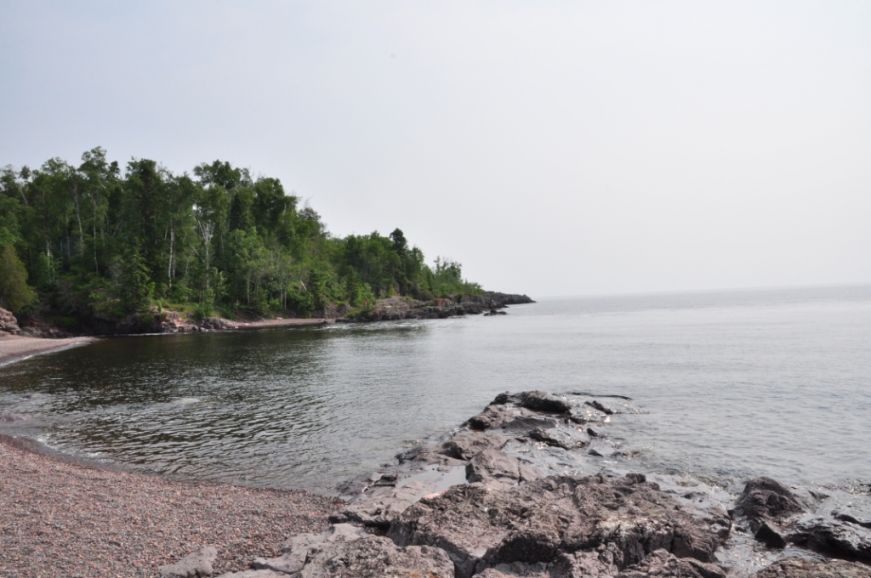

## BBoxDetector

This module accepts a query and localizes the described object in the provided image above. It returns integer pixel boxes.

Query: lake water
[1,285,870,494]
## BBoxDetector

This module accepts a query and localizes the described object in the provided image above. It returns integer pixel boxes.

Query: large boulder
[0,307,20,334]
[732,478,805,526]
[731,477,805,548]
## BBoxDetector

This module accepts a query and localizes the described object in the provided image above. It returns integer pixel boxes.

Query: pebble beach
[0,436,341,578]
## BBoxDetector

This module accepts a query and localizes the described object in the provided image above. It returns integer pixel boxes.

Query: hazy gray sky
[2,1,869,297]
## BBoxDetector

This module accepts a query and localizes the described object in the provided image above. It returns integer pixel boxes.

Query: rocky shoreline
[0,290,532,342]
[171,391,870,578]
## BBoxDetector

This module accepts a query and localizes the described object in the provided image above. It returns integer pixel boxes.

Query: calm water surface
[1,285,870,492]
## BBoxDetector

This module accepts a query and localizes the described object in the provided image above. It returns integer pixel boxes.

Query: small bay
[1,284,870,493]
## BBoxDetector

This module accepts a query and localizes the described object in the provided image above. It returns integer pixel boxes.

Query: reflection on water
[1,285,870,493]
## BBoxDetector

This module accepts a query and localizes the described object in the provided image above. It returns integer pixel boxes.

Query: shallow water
[1,285,869,492]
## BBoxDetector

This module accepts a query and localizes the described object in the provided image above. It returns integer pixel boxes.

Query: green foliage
[0,244,37,313]
[0,149,483,328]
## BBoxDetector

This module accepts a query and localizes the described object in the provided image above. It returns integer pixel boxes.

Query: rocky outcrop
[0,307,21,334]
[209,391,869,577]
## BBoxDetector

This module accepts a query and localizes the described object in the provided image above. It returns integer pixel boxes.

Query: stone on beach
[159,545,217,577]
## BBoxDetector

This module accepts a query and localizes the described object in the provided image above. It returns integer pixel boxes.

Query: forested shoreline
[0,148,483,332]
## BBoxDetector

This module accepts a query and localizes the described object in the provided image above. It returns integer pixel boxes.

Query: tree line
[0,148,480,329]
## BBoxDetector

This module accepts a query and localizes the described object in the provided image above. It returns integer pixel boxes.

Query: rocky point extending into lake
[149,390,870,577]
[351,291,534,322]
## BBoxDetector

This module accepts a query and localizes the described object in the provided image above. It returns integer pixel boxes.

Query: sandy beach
[0,436,341,578]
[0,334,97,366]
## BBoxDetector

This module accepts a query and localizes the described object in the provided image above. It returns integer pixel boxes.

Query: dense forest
[0,148,481,331]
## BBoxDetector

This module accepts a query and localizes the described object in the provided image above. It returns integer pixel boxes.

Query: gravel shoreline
[0,436,342,578]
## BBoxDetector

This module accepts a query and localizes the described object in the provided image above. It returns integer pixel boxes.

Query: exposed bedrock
[388,473,726,578]
[200,390,870,576]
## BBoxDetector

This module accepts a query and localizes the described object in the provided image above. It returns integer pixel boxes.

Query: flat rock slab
[298,534,455,577]
[159,545,217,578]
[752,557,871,578]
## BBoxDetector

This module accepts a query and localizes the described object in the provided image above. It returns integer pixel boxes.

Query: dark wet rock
[298,534,455,578]
[466,404,558,432]
[732,477,805,532]
[788,515,871,562]
[389,474,723,578]
[616,549,727,578]
[587,427,600,437]
[159,545,217,577]
[588,449,604,457]
[465,448,540,485]
[753,521,787,548]
[441,431,507,460]
[517,391,573,414]
[528,427,587,450]
[492,391,572,415]
[585,400,615,415]
[752,557,871,578]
